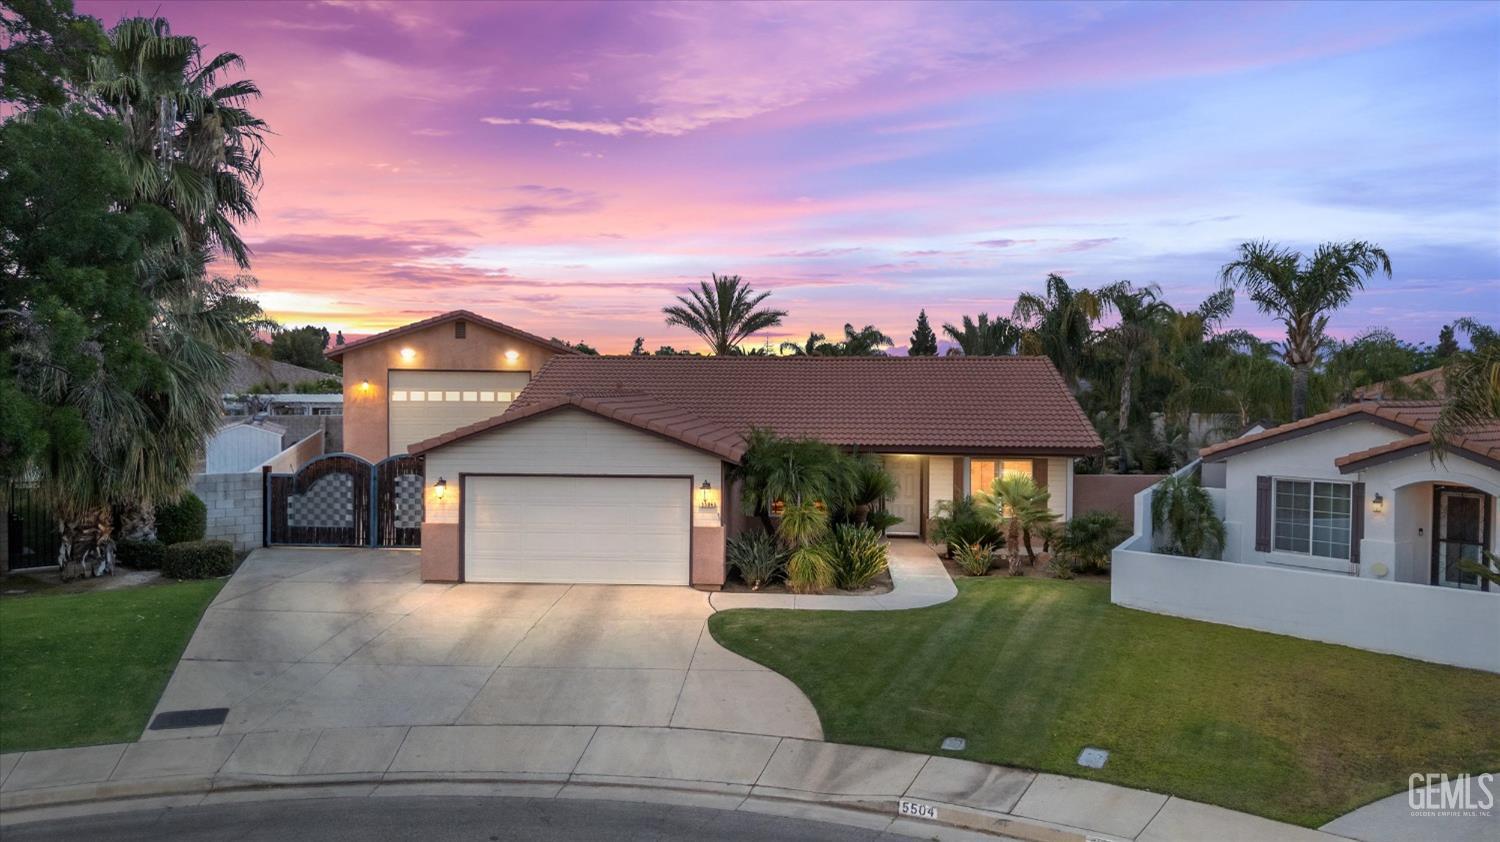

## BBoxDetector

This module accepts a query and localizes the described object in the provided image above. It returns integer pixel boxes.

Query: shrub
[865,510,903,534]
[1046,554,1075,579]
[1057,511,1128,573]
[952,541,995,576]
[1151,474,1226,559]
[115,538,166,570]
[155,493,207,545]
[161,539,235,579]
[785,544,832,594]
[928,496,1002,557]
[727,530,783,590]
[823,524,889,590]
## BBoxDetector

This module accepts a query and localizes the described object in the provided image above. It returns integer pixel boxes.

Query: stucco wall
[192,471,263,552]
[1074,473,1166,523]
[339,320,564,462]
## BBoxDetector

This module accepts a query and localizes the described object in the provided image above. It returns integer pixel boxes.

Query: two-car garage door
[463,476,691,585]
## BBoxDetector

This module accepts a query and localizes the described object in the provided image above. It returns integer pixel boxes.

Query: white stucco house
[1115,401,1499,672]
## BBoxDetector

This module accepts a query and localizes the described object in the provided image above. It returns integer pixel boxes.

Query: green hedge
[115,539,166,570]
[155,493,207,545]
[161,539,235,580]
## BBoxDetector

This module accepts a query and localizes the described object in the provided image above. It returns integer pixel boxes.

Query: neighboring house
[325,309,583,461]
[407,354,1102,587]
[225,352,338,393]
[204,419,287,473]
[222,393,343,416]
[1348,367,1445,402]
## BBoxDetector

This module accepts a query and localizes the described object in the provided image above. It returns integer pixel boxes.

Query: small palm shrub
[928,496,1002,557]
[161,539,235,579]
[785,544,832,593]
[866,510,903,534]
[1151,473,1226,559]
[155,492,207,545]
[779,501,832,593]
[727,530,783,590]
[1057,511,1128,573]
[116,538,166,570]
[1046,554,1075,579]
[952,541,995,576]
[823,524,889,589]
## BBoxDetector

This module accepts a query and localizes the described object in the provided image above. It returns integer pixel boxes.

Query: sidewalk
[709,538,957,611]
[1,725,1340,840]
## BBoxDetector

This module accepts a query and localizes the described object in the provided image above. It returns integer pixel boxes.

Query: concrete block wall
[192,471,263,553]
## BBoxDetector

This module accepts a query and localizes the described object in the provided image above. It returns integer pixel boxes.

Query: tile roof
[324,310,582,361]
[1349,367,1446,401]
[1198,400,1500,469]
[225,353,338,393]
[408,390,746,461]
[484,355,1102,455]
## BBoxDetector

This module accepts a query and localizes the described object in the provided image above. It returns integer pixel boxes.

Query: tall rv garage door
[388,370,530,456]
[463,476,691,585]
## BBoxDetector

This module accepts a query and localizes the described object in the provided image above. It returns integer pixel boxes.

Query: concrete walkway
[0,725,1343,840]
[710,538,957,611]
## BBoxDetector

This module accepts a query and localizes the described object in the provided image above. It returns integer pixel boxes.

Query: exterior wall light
[1371,493,1384,514]
[504,350,520,363]
[433,477,447,499]
[697,480,717,510]
[399,347,416,362]
[359,379,371,391]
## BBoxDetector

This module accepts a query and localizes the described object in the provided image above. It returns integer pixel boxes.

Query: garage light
[434,477,447,499]
[504,350,520,363]
[399,347,416,362]
[697,480,717,511]
[1372,493,1384,514]
[359,379,371,392]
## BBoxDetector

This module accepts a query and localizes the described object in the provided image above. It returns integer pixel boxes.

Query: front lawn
[0,579,222,753]
[709,577,1500,827]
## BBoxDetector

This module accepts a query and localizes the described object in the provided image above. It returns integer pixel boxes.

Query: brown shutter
[1031,458,1048,490]
[1350,482,1365,565]
[954,459,965,500]
[1255,476,1272,552]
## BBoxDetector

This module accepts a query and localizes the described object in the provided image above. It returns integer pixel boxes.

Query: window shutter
[1350,482,1365,565]
[1255,476,1272,552]
[1031,458,1048,490]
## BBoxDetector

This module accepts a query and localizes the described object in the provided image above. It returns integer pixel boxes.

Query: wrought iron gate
[5,481,60,570]
[265,453,423,548]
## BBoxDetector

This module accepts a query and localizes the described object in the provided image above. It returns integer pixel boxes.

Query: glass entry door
[1433,487,1491,591]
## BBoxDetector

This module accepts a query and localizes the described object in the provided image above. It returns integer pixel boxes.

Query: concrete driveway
[148,548,821,742]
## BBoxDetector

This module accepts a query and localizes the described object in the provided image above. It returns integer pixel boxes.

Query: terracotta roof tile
[325,310,581,360]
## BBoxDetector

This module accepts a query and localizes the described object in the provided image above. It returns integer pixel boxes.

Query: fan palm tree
[1013,273,1107,389]
[975,474,1048,575]
[1219,240,1392,420]
[941,313,1018,356]
[663,274,787,355]
[1150,473,1226,559]
[779,331,830,356]
[1096,282,1173,467]
[88,17,268,269]
[835,323,893,356]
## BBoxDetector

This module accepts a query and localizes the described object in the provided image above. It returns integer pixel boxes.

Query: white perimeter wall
[1113,546,1500,673]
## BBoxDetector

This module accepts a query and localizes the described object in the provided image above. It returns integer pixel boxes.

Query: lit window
[1273,479,1351,559]
[391,390,407,402]
[427,390,444,402]
[969,459,1032,494]
[462,391,478,402]
[479,391,496,402]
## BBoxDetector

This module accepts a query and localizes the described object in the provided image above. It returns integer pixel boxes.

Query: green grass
[0,579,223,753]
[709,577,1500,827]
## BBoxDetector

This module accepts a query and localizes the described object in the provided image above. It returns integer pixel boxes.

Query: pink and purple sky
[80,0,1500,352]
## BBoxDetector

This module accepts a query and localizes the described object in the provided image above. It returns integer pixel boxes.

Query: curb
[0,771,1095,840]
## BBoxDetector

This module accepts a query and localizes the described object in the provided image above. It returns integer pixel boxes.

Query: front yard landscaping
[0,579,222,753]
[709,576,1500,827]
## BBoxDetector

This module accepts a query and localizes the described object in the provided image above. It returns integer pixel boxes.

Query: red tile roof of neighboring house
[408,390,747,461]
[1199,400,1500,470]
[324,310,582,361]
[424,355,1101,457]
[1348,367,1446,402]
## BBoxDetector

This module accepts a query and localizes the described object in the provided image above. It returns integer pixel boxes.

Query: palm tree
[834,323,893,356]
[1219,240,1392,420]
[1013,273,1107,389]
[1096,282,1173,467]
[1430,341,1498,460]
[663,274,787,355]
[941,313,1018,356]
[779,331,829,356]
[1150,473,1226,559]
[976,474,1047,575]
[88,17,268,268]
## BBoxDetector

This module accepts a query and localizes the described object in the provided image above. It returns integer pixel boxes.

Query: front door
[884,455,922,537]
[1432,486,1492,591]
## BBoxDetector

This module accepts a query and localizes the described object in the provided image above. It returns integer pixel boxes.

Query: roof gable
[325,310,581,361]
[1201,400,1500,469]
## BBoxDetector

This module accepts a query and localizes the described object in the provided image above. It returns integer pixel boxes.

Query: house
[325,309,583,461]
[222,393,343,416]
[1348,367,1445,402]
[1112,400,1499,672]
[225,352,338,394]
[405,354,1102,586]
[1197,401,1497,589]
[204,419,287,473]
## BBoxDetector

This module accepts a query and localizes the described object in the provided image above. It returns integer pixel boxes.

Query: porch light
[504,349,520,363]
[697,480,717,510]
[399,347,416,362]
[1372,493,1384,514]
[359,379,371,392]
[433,477,447,499]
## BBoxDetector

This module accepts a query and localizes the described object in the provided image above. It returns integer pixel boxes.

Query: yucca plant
[726,530,783,590]
[952,542,995,576]
[824,524,889,589]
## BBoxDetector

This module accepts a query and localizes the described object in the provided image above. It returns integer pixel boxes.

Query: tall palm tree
[1219,240,1392,420]
[663,274,787,355]
[779,331,829,356]
[941,313,1018,356]
[1096,282,1173,463]
[1013,273,1107,389]
[835,323,893,356]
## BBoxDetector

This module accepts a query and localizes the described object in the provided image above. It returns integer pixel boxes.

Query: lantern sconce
[433,477,447,500]
[1371,493,1384,514]
[697,480,717,511]
[359,379,371,392]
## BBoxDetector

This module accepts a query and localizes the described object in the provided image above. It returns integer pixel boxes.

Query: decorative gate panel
[267,455,372,546]
[375,455,424,548]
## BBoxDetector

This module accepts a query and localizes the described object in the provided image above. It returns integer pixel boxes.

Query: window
[445,391,461,402]
[462,391,478,402]
[408,390,425,402]
[968,459,1032,495]
[1273,478,1351,559]
[426,390,444,402]
[312,407,336,416]
[391,390,407,402]
[454,320,466,339]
